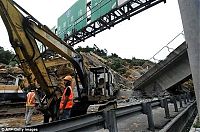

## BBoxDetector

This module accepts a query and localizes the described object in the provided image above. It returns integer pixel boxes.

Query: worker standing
[25,88,36,125]
[59,75,74,120]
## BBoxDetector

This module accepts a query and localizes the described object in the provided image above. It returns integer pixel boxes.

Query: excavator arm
[0,0,52,97]
[0,0,87,116]
[23,12,87,90]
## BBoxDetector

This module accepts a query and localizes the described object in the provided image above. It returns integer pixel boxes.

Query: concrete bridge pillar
[178,0,200,115]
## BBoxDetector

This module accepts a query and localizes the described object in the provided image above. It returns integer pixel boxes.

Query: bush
[0,46,15,65]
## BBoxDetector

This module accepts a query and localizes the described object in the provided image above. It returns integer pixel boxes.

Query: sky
[0,0,184,60]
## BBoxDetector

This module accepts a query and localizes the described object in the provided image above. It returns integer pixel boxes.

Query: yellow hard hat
[64,75,72,82]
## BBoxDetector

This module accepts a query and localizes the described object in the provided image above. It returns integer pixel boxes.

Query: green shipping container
[91,0,117,22]
[57,0,87,39]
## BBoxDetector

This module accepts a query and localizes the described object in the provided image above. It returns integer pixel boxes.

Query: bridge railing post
[103,109,118,132]
[186,93,190,103]
[183,94,187,105]
[187,92,192,102]
[142,102,155,131]
[177,96,183,108]
[160,98,170,118]
[171,96,178,112]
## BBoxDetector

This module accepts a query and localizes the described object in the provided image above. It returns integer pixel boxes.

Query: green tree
[76,45,107,57]
[109,53,119,58]
[130,57,146,66]
[0,46,15,65]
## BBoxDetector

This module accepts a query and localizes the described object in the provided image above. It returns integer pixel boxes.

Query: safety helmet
[64,75,72,82]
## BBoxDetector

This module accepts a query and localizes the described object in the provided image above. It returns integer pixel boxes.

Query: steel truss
[63,0,166,46]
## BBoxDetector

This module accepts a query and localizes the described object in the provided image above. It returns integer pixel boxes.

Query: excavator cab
[88,66,114,102]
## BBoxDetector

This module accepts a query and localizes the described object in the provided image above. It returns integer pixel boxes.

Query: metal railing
[142,31,185,72]
[30,93,194,132]
[149,31,185,63]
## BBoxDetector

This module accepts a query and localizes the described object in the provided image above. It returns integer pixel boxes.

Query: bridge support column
[177,96,183,108]
[178,0,200,116]
[160,98,170,118]
[171,96,178,112]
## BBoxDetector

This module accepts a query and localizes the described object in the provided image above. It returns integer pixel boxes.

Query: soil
[0,114,43,127]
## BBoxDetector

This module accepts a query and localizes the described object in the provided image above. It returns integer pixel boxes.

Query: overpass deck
[133,42,191,96]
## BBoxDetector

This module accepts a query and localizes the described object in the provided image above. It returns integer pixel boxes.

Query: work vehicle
[0,0,117,122]
[0,74,25,102]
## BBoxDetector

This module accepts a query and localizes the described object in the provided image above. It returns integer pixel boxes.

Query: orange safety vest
[59,86,73,109]
[26,91,35,107]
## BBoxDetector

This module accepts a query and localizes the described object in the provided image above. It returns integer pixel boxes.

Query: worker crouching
[59,75,74,120]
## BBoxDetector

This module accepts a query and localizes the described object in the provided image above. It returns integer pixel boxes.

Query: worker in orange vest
[59,75,74,120]
[25,88,36,125]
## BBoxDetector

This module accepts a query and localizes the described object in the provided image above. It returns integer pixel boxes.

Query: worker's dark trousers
[59,109,71,120]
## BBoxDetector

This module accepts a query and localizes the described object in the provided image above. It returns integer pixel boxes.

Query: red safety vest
[26,91,35,107]
[59,86,73,109]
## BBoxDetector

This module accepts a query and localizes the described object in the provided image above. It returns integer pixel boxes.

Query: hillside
[76,45,154,82]
[0,45,154,90]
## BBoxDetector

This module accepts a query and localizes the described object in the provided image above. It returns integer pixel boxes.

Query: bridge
[133,41,191,97]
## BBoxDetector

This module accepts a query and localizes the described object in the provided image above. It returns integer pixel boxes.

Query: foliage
[109,58,125,74]
[193,117,200,128]
[75,45,150,76]
[76,44,107,57]
[110,53,119,58]
[0,46,15,65]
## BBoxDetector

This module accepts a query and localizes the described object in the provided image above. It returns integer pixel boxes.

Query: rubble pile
[0,64,23,85]
[122,66,144,81]
[80,52,154,99]
[117,96,160,108]
[81,52,132,89]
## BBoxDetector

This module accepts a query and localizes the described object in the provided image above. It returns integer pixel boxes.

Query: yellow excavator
[0,0,117,122]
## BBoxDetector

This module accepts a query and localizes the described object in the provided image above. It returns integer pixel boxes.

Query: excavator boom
[0,0,87,98]
[0,0,118,122]
[0,0,88,121]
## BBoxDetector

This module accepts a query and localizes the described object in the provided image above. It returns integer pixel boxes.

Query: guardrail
[148,31,185,63]
[31,93,194,132]
[160,101,196,132]
[142,31,185,72]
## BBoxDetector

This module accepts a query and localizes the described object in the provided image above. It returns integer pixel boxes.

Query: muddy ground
[0,114,43,127]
